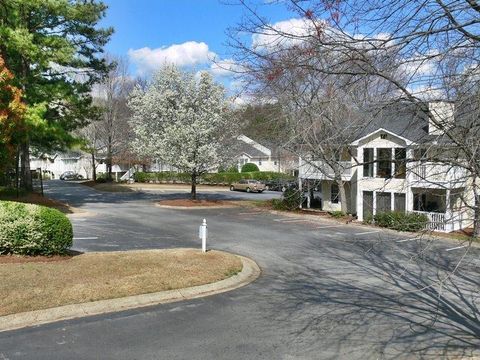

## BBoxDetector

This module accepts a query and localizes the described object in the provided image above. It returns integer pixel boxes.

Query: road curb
[0,255,260,333]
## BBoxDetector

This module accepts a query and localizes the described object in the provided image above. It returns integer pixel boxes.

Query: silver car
[230,179,266,193]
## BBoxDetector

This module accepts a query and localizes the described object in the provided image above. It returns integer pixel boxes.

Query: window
[377,148,392,178]
[274,161,277,166]
[258,158,262,165]
[331,183,339,203]
[380,134,388,139]
[376,192,392,213]
[394,193,406,213]
[413,193,427,211]
[363,148,374,177]
[394,148,407,179]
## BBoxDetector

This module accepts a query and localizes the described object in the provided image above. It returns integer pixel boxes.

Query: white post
[199,219,207,253]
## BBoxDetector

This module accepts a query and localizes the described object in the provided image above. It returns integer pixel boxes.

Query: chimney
[428,101,454,135]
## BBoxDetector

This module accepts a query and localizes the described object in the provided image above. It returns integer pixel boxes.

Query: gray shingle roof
[236,140,268,158]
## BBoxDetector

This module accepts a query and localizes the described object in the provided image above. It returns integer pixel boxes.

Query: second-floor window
[363,148,374,177]
[394,148,407,179]
[377,148,392,178]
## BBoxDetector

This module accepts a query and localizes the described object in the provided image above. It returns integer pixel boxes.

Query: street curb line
[0,255,260,333]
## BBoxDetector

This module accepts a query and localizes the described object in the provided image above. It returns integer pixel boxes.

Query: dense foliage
[0,56,25,173]
[368,212,429,232]
[133,171,294,184]
[241,163,260,172]
[0,201,73,255]
[129,65,236,199]
[271,188,303,211]
[0,0,112,189]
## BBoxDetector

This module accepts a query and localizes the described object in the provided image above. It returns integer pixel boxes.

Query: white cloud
[210,58,242,77]
[128,41,215,74]
[252,18,316,50]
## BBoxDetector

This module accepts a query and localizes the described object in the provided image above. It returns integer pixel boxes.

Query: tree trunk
[91,152,97,181]
[106,136,112,181]
[191,172,197,200]
[19,141,32,191]
[337,180,348,214]
[473,195,480,238]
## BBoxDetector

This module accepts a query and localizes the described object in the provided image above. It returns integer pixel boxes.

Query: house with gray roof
[236,135,294,173]
[299,101,473,232]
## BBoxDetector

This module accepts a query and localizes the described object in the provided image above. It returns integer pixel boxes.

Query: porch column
[373,147,377,177]
[299,178,303,209]
[445,188,452,231]
[372,191,377,217]
[391,148,395,177]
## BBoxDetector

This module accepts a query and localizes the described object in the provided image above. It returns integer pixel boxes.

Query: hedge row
[366,211,429,232]
[133,171,294,184]
[0,201,73,255]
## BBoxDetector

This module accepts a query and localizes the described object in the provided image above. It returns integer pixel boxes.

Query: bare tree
[92,55,135,181]
[229,0,480,236]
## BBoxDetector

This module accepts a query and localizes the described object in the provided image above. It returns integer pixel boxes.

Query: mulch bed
[157,199,234,207]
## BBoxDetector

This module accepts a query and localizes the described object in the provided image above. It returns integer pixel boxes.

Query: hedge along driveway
[133,171,294,184]
[0,201,72,255]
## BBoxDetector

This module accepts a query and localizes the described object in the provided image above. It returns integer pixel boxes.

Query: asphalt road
[1,180,479,359]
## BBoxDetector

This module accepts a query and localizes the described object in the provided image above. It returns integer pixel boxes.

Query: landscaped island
[0,248,242,316]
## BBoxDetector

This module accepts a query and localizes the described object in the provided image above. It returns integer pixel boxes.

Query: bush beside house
[241,163,259,172]
[366,211,429,232]
[0,201,73,255]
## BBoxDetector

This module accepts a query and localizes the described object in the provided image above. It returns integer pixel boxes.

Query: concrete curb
[0,255,260,333]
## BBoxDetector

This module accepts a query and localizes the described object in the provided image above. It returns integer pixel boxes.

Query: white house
[299,101,473,232]
[30,152,127,180]
[236,135,294,173]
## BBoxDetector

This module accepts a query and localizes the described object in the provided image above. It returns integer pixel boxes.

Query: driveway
[0,180,479,359]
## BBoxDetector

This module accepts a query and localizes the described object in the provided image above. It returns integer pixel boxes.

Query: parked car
[265,179,297,192]
[60,171,84,181]
[230,179,266,193]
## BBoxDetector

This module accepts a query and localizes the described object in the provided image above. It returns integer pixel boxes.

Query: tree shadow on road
[262,240,480,359]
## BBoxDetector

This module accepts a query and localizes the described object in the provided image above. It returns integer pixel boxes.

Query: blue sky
[101,0,292,79]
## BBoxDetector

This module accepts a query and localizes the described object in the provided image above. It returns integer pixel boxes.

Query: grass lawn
[0,249,242,316]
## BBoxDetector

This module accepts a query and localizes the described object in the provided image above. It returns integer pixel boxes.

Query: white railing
[299,160,352,180]
[413,210,447,232]
[410,162,467,185]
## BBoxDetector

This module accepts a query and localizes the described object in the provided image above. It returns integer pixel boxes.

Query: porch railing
[299,160,352,180]
[412,210,447,231]
[410,162,466,185]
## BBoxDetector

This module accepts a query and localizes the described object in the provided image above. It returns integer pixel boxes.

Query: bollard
[199,218,207,253]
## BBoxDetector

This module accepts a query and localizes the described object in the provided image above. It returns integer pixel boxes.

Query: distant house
[30,151,128,180]
[236,135,294,173]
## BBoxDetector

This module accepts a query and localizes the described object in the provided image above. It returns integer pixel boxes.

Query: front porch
[411,188,469,232]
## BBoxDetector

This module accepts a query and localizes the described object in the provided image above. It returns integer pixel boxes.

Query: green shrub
[241,163,259,172]
[329,211,346,218]
[133,171,294,185]
[0,201,73,255]
[373,211,428,232]
[96,173,108,183]
[272,188,302,211]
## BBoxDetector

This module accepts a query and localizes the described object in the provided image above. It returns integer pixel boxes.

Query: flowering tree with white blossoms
[128,65,235,199]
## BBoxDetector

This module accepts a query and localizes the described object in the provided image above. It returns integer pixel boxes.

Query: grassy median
[0,249,242,316]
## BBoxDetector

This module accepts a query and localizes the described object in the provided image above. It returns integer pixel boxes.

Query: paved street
[1,180,479,359]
